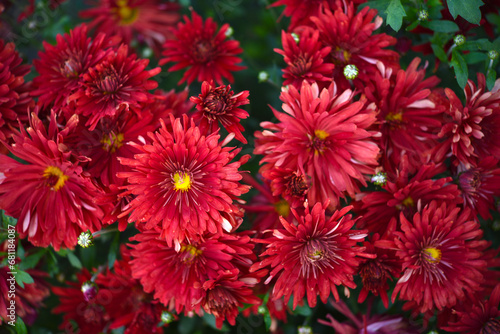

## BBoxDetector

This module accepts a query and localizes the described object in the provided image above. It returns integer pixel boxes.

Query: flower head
[310,3,399,90]
[0,39,33,145]
[129,229,257,314]
[255,81,379,209]
[68,44,160,131]
[275,29,335,89]
[31,24,119,111]
[80,0,180,53]
[251,202,371,309]
[190,81,249,143]
[119,114,250,247]
[379,201,488,314]
[438,74,500,168]
[0,113,106,250]
[160,11,245,85]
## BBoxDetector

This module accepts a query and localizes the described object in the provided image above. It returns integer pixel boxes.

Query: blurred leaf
[422,20,459,33]
[15,317,27,334]
[431,43,448,62]
[179,315,198,334]
[15,270,34,289]
[359,0,390,20]
[463,51,487,64]
[451,49,469,88]
[19,249,47,271]
[203,313,229,331]
[487,69,497,90]
[386,0,406,31]
[463,38,494,51]
[108,231,120,269]
[447,0,484,25]
[263,312,272,331]
[67,252,82,269]
[406,20,420,31]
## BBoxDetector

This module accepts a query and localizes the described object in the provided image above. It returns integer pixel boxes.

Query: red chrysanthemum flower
[319,300,421,334]
[357,233,401,308]
[190,81,250,143]
[119,115,250,247]
[129,229,256,314]
[68,44,160,131]
[275,28,335,90]
[438,74,500,168]
[31,24,119,111]
[160,11,245,85]
[356,156,461,235]
[364,58,444,172]
[0,39,33,146]
[202,269,261,329]
[251,202,372,309]
[310,3,399,90]
[52,270,109,334]
[66,109,162,187]
[0,243,49,326]
[96,248,168,334]
[377,201,488,314]
[456,156,500,220]
[270,0,340,29]
[0,113,105,250]
[267,167,309,209]
[254,81,379,209]
[80,0,180,53]
[441,284,500,334]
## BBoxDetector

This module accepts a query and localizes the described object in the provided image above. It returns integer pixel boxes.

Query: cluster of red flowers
[0,0,499,333]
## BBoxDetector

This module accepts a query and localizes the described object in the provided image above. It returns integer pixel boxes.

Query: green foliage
[447,0,484,25]
[386,0,406,31]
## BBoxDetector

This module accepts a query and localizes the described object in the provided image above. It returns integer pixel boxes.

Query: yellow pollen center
[314,129,329,140]
[309,250,324,261]
[180,244,202,264]
[43,166,69,191]
[114,0,139,25]
[386,112,404,122]
[101,132,124,153]
[173,172,192,192]
[402,196,414,207]
[423,247,442,264]
[275,200,290,218]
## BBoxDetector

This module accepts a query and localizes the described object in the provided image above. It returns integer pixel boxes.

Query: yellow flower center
[101,132,124,153]
[386,111,404,122]
[275,200,290,218]
[423,247,442,264]
[43,166,69,191]
[180,244,202,264]
[314,129,329,140]
[173,171,192,192]
[114,0,139,25]
[402,196,414,207]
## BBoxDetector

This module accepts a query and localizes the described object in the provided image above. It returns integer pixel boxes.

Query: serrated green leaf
[386,0,406,31]
[487,69,497,90]
[15,317,27,334]
[67,252,82,269]
[423,20,459,32]
[431,44,448,62]
[451,49,469,88]
[15,270,34,289]
[447,0,484,25]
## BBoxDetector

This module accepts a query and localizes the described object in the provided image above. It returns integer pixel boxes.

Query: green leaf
[406,20,420,31]
[463,38,494,51]
[263,312,272,331]
[15,317,27,334]
[360,0,391,20]
[67,252,82,269]
[487,69,497,90]
[386,0,406,31]
[463,51,487,64]
[447,0,484,25]
[19,249,47,271]
[451,49,469,88]
[431,43,448,62]
[15,270,34,289]
[422,20,459,33]
[108,231,120,269]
